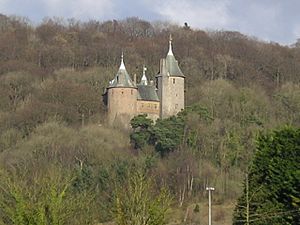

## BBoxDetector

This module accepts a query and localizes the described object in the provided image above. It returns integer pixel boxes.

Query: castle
[104,36,185,127]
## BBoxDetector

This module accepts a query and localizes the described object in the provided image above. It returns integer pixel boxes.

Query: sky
[0,0,299,45]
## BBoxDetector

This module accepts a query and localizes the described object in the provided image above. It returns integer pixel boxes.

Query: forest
[0,14,299,224]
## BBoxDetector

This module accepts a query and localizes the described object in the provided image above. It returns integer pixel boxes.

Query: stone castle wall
[107,87,138,127]
[158,75,185,119]
[136,100,160,121]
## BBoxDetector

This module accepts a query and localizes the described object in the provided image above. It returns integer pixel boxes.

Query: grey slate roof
[108,57,136,88]
[165,54,184,77]
[137,84,159,102]
[156,37,185,78]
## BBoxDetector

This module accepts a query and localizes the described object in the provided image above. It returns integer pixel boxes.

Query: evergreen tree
[130,114,185,156]
[130,114,153,149]
[233,127,300,225]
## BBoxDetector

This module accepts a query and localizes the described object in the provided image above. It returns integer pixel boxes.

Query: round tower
[107,53,138,127]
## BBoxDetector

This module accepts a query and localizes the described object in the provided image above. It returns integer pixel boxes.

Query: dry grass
[166,202,235,225]
[96,202,235,225]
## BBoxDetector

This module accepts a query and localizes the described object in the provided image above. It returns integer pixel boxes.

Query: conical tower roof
[109,53,136,88]
[165,35,184,77]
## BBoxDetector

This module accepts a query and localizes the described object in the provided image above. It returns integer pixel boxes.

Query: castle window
[131,90,133,95]
[173,78,175,84]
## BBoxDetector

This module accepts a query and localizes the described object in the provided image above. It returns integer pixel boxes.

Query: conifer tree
[233,127,300,225]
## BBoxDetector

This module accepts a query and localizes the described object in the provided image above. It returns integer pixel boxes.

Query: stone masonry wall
[160,76,185,119]
[107,87,138,127]
[136,100,160,121]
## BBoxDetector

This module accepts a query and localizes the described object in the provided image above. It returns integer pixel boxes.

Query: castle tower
[106,53,138,127]
[156,35,185,119]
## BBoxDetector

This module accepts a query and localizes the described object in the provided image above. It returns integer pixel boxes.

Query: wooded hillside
[0,14,299,224]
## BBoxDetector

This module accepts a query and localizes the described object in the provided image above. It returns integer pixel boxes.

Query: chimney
[160,59,163,74]
[161,59,167,75]
[133,74,137,85]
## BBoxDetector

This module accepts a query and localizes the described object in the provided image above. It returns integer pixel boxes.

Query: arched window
[173,78,175,84]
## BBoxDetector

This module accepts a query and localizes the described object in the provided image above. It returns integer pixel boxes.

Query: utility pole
[246,173,249,225]
[206,187,215,225]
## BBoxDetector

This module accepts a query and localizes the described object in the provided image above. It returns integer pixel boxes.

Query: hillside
[0,15,300,224]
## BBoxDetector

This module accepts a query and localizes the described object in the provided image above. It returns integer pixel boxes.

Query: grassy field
[166,202,235,225]
[99,202,235,225]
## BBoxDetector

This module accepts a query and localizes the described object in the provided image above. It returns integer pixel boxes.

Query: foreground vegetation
[234,127,300,225]
[0,14,300,224]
